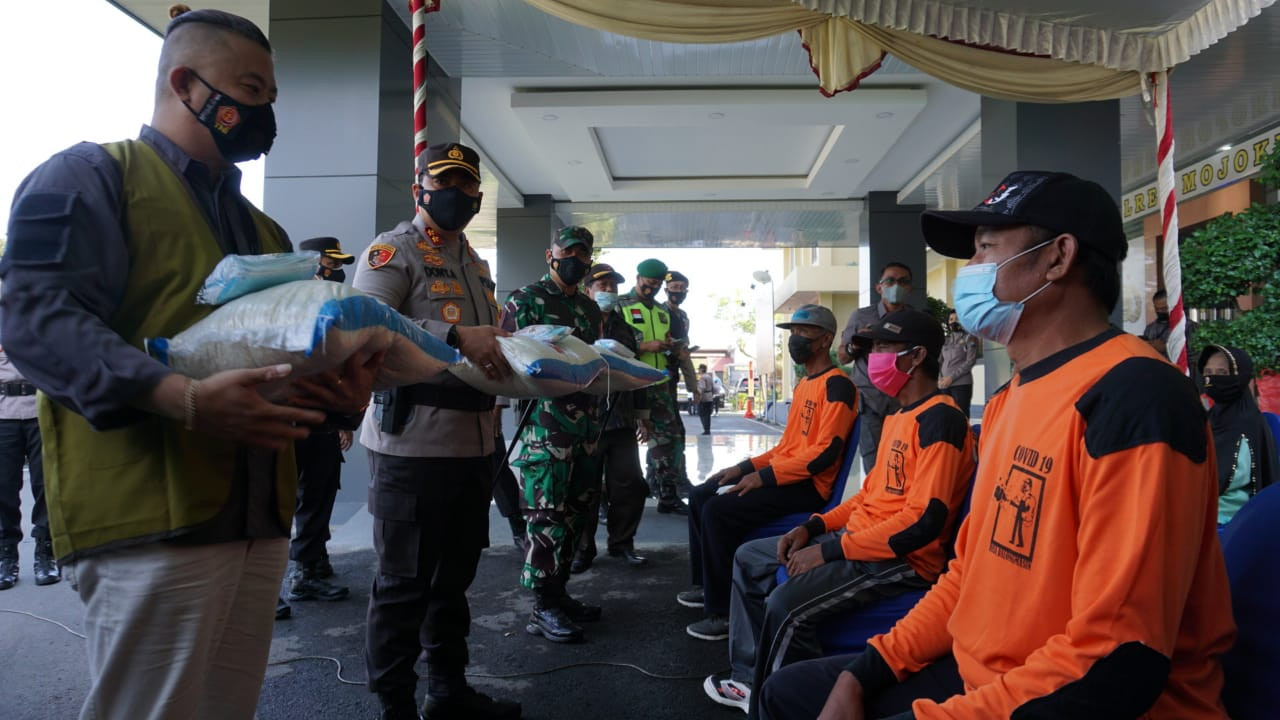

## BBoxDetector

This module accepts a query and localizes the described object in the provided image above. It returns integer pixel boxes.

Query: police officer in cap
[302,235,355,283]
[353,142,520,720]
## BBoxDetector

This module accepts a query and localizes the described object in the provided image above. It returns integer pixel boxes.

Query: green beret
[637,258,668,279]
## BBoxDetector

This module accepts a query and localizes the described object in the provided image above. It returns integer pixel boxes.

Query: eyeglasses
[879,276,911,287]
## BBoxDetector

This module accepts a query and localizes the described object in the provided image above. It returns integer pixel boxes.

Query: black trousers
[758,652,963,720]
[365,452,492,698]
[0,418,46,545]
[688,479,824,617]
[290,432,343,563]
[941,384,973,421]
[578,427,649,559]
[490,434,523,524]
[698,401,714,434]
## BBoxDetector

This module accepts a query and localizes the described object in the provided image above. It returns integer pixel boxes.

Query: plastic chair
[743,417,861,543]
[770,423,981,655]
[1220,483,1280,718]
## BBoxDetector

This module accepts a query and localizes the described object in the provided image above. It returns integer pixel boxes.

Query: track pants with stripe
[727,533,929,718]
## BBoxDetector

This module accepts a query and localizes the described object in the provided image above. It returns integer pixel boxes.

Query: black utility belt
[402,383,495,412]
[0,382,36,397]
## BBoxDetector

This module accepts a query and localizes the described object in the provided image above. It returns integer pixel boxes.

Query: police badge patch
[367,243,396,269]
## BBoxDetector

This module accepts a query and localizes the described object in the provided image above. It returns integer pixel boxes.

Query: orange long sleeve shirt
[852,330,1235,719]
[815,393,974,582]
[739,366,858,501]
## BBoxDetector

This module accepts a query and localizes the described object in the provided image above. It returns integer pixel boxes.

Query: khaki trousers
[65,538,288,720]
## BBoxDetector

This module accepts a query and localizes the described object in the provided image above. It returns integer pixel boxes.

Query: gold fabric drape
[520,0,1144,102]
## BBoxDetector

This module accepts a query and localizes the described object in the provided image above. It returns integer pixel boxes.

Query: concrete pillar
[495,195,557,299]
[266,0,461,255]
[864,191,928,307]
[977,97,1122,398]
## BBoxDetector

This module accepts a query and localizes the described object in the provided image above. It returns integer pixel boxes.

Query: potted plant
[1180,147,1280,412]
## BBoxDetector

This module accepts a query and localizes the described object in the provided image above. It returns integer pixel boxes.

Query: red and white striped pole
[1152,70,1188,374]
[410,0,441,169]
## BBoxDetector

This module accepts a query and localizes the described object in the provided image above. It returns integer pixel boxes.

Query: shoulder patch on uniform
[441,301,462,324]
[4,191,77,267]
[1075,357,1207,462]
[917,402,969,450]
[825,373,856,409]
[366,243,396,269]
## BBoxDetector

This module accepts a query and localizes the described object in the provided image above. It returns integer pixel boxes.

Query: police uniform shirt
[353,215,500,459]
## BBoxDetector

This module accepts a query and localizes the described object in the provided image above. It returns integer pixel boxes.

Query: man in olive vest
[354,142,521,720]
[0,9,376,719]
[620,259,688,515]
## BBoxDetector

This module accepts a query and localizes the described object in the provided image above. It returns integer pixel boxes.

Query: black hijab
[1198,346,1279,496]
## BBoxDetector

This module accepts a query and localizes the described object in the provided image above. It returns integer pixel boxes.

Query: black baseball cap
[853,309,944,360]
[417,142,481,183]
[665,270,689,284]
[921,171,1125,262]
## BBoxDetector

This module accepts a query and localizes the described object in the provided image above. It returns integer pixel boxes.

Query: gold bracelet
[184,378,200,431]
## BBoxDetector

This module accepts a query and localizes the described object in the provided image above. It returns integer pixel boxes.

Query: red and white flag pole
[410,0,441,169]
[1152,70,1188,374]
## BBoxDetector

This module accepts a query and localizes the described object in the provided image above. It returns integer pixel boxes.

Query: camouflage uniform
[666,301,698,493]
[618,289,683,506]
[501,276,602,591]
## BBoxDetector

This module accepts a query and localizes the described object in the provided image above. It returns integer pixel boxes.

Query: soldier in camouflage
[664,270,699,493]
[500,226,603,644]
[618,259,688,515]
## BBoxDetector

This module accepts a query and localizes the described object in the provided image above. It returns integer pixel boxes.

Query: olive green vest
[621,298,672,373]
[38,139,294,561]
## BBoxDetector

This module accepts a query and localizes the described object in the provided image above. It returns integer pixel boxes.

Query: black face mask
[638,285,658,300]
[788,335,816,364]
[183,72,276,163]
[551,255,590,286]
[667,291,687,305]
[1156,311,1170,323]
[316,266,345,283]
[1203,374,1246,405]
[418,186,481,232]
[949,322,963,333]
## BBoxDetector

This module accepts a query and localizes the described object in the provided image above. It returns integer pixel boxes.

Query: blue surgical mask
[594,290,618,312]
[952,240,1053,345]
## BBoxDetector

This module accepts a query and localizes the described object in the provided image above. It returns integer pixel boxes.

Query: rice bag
[197,251,320,305]
[148,280,460,392]
[585,341,669,395]
[448,326,606,398]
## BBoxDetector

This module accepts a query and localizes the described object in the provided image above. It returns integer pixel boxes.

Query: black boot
[378,691,422,720]
[559,593,602,623]
[422,687,521,720]
[275,596,292,620]
[287,561,349,601]
[33,538,60,586]
[508,518,527,552]
[0,544,17,590]
[526,588,583,643]
[314,550,335,579]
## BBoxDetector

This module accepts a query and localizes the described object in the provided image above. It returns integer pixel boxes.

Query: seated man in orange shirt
[704,309,974,715]
[759,171,1235,720]
[680,304,858,643]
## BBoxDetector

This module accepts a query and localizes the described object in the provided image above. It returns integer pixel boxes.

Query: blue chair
[1220,483,1280,718]
[770,423,981,655]
[743,417,861,543]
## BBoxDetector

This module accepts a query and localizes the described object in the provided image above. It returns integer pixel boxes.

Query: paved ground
[1,412,793,720]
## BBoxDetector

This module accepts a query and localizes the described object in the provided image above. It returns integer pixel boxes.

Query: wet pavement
[0,411,792,720]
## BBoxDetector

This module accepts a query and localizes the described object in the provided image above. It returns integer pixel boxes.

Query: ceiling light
[1218,144,1232,152]
[541,113,558,121]
[875,111,894,119]
[708,112,725,120]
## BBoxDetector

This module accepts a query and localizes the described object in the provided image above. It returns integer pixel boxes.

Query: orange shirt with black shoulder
[738,366,858,501]
[814,392,974,582]
[847,329,1234,719]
